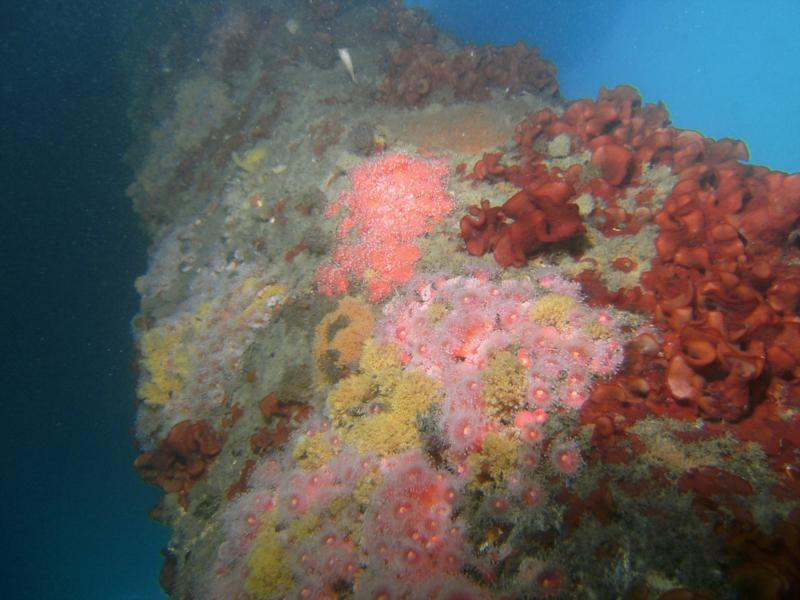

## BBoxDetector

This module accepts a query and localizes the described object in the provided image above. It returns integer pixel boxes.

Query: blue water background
[1,2,166,599]
[413,0,800,173]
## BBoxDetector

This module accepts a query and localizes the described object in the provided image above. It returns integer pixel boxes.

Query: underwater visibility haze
[4,1,800,599]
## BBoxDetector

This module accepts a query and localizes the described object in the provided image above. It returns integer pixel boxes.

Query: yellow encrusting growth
[327,341,442,456]
[286,513,322,543]
[245,515,294,598]
[482,350,527,422]
[327,371,375,417]
[136,277,287,408]
[137,322,191,406]
[426,300,450,324]
[359,339,402,373]
[583,318,613,339]
[238,280,288,322]
[314,296,375,385]
[292,430,337,471]
[324,493,368,547]
[528,293,578,329]
[233,146,267,173]
[352,470,382,505]
[467,431,520,489]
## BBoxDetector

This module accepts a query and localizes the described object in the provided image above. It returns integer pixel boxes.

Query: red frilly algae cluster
[134,419,222,509]
[380,41,558,106]
[460,177,585,267]
[468,84,800,426]
[653,169,800,422]
[504,84,800,521]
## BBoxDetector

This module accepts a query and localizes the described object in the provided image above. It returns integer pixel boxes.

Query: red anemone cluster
[249,391,310,453]
[484,85,800,424]
[514,85,743,173]
[459,176,585,267]
[514,85,670,186]
[134,419,223,508]
[375,0,437,45]
[380,42,558,106]
[646,166,800,421]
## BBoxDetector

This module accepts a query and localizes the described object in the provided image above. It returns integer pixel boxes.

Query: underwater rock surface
[126,2,800,599]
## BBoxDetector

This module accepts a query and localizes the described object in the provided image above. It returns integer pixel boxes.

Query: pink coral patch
[317,153,454,301]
